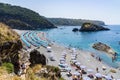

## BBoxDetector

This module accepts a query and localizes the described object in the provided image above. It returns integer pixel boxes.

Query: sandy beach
[15,29,120,80]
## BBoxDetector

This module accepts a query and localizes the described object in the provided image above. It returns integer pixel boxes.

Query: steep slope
[47,18,105,26]
[0,3,56,30]
[0,23,23,73]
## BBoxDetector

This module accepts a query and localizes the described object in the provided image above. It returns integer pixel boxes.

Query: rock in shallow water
[92,42,117,60]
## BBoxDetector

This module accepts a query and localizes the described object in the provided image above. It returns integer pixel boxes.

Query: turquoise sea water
[44,25,120,68]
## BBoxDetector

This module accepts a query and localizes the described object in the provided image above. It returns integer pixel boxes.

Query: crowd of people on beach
[57,48,115,80]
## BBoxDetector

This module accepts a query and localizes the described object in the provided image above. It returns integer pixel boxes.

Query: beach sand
[14,29,120,80]
[37,42,120,79]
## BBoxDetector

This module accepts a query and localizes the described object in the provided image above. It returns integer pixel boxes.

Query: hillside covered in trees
[0,3,56,30]
[47,18,105,26]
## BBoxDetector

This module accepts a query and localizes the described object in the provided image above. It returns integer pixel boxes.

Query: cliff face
[0,3,56,30]
[80,23,109,31]
[0,23,23,70]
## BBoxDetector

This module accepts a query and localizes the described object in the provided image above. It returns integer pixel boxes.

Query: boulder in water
[72,28,79,32]
[92,42,117,60]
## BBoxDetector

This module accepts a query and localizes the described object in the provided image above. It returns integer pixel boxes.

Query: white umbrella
[71,56,76,60]
[75,62,81,66]
[71,55,76,57]
[59,63,68,68]
[105,76,112,80]
[63,63,68,68]
[72,48,76,52]
[87,69,93,73]
[47,46,51,51]
[61,55,66,58]
[61,53,66,56]
[73,72,80,76]
[65,67,71,72]
[60,60,65,64]
[62,51,67,54]
[80,65,86,69]
[71,60,77,63]
[60,58,65,61]
[83,77,91,80]
[95,73,102,78]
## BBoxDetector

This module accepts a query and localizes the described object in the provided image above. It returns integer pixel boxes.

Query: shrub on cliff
[2,63,14,73]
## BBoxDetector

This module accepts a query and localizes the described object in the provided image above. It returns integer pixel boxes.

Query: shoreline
[47,40,120,69]
[38,42,120,79]
[14,29,120,79]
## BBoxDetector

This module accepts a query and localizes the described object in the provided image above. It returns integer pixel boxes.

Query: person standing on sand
[96,67,99,73]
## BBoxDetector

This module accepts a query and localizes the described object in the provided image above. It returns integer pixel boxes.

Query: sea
[42,25,120,68]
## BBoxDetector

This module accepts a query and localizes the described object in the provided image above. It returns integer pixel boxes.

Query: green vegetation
[47,18,105,26]
[2,63,14,73]
[0,3,56,30]
[25,65,64,80]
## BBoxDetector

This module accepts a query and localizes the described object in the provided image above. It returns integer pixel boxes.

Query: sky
[0,0,120,24]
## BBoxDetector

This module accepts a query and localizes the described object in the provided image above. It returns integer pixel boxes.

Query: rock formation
[29,49,46,66]
[72,28,79,32]
[80,23,110,31]
[92,42,117,59]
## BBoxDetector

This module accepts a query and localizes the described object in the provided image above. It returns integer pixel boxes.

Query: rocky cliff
[80,23,109,31]
[0,23,23,74]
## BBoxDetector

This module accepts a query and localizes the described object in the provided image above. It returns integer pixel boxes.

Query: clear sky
[0,0,120,24]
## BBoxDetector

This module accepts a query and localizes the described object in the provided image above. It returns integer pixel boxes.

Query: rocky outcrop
[29,49,46,66]
[92,42,117,58]
[0,23,23,74]
[72,28,79,32]
[80,23,110,31]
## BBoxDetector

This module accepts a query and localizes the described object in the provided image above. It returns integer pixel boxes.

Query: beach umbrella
[61,55,66,59]
[95,73,102,78]
[75,62,81,66]
[71,60,77,63]
[73,72,80,76]
[60,60,65,64]
[102,66,106,70]
[47,46,51,51]
[87,69,93,73]
[63,63,68,68]
[71,56,76,60]
[105,76,112,80]
[65,67,71,72]
[59,63,68,68]
[83,77,91,80]
[72,48,76,52]
[62,51,67,54]
[71,54,77,57]
[61,54,66,56]
[60,58,65,61]
[80,65,86,69]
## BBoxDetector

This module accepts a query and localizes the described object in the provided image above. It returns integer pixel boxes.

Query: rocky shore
[92,42,117,60]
